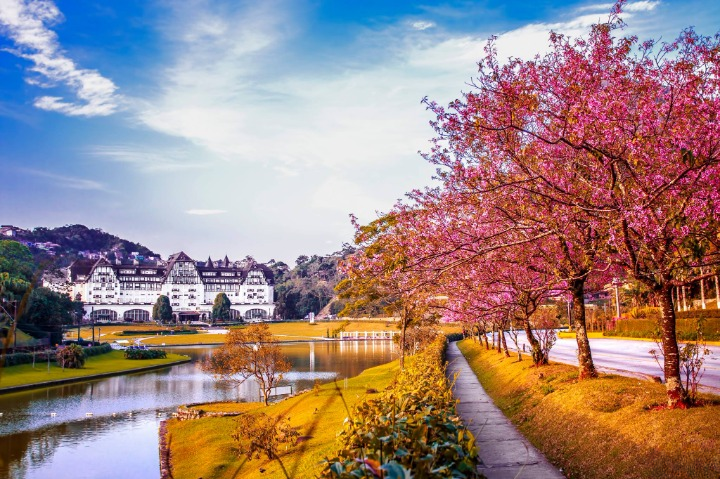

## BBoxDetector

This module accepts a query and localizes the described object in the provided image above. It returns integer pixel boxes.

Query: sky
[1,0,719,265]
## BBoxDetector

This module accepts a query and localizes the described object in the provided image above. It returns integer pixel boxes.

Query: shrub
[124,348,168,360]
[445,332,464,342]
[56,344,85,369]
[608,316,720,341]
[120,329,198,336]
[84,343,112,357]
[321,336,480,478]
[1,350,57,367]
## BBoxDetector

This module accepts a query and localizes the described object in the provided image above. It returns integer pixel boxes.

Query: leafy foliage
[321,336,480,478]
[20,287,81,344]
[270,247,355,320]
[56,344,85,368]
[201,323,291,405]
[211,292,232,322]
[0,240,34,301]
[124,348,168,360]
[152,295,173,322]
[19,224,157,265]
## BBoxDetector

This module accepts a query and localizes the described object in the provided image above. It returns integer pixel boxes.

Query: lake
[0,340,396,479]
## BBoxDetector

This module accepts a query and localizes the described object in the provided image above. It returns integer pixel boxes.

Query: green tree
[20,287,76,344]
[152,295,173,323]
[0,240,34,301]
[211,292,231,323]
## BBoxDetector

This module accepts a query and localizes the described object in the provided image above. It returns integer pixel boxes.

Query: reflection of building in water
[65,252,275,322]
[309,342,315,372]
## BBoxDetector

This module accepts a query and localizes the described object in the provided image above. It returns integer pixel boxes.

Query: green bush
[445,332,464,342]
[676,309,720,320]
[1,350,56,366]
[120,329,198,336]
[124,348,168,360]
[84,343,112,357]
[321,336,480,478]
[607,316,720,341]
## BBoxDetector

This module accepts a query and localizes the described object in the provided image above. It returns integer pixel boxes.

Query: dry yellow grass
[165,359,399,479]
[74,320,462,346]
[458,339,720,479]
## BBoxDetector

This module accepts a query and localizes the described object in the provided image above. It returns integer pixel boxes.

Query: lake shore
[0,351,191,394]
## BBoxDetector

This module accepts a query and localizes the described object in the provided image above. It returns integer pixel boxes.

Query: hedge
[119,329,198,336]
[445,332,465,342]
[607,316,720,341]
[124,348,168,360]
[321,336,480,478]
[0,343,112,367]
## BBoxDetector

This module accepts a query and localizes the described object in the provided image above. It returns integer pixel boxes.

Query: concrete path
[446,342,565,479]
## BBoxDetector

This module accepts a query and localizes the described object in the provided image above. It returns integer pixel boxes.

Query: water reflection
[0,340,395,479]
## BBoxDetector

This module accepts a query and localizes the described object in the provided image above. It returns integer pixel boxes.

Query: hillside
[15,224,159,267]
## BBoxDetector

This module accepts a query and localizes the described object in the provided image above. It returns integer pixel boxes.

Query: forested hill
[269,245,355,320]
[15,224,158,266]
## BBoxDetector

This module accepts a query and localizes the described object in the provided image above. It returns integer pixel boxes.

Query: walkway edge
[446,341,565,479]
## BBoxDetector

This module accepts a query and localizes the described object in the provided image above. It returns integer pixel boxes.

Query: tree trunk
[700,272,706,309]
[483,327,490,350]
[399,309,407,370]
[496,323,502,354]
[658,287,687,408]
[523,318,545,365]
[500,326,510,357]
[570,279,598,379]
[715,276,720,309]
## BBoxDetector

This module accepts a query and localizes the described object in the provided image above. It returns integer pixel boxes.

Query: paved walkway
[446,342,565,479]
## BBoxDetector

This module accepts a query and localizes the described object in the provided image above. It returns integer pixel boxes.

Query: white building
[68,252,275,322]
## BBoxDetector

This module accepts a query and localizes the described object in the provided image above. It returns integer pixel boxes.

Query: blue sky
[1,0,719,264]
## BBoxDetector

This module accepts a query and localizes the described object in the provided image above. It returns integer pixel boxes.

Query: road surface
[492,332,720,392]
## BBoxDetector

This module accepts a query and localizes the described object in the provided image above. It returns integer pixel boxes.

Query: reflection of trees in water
[1,422,70,479]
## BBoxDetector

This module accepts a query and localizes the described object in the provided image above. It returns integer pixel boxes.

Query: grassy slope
[458,339,720,479]
[166,360,400,479]
[0,350,189,390]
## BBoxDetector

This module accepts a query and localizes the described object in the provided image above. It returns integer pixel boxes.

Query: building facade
[68,252,275,322]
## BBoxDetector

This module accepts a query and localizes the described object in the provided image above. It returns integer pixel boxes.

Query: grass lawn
[166,359,400,479]
[72,320,463,346]
[0,350,190,390]
[457,339,720,479]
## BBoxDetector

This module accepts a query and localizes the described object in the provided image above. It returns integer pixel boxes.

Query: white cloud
[22,169,105,190]
[577,1,660,13]
[89,145,206,172]
[0,0,120,116]
[411,20,435,31]
[186,209,227,215]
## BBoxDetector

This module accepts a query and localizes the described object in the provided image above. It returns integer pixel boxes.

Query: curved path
[446,342,565,479]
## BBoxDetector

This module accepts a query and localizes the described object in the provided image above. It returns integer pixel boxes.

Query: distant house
[0,225,28,237]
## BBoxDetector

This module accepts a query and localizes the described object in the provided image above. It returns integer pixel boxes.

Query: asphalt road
[495,332,720,392]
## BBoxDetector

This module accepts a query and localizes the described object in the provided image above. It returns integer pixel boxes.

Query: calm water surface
[0,340,396,479]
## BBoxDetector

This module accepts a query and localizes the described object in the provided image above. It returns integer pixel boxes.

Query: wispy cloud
[0,0,120,116]
[22,168,105,190]
[185,209,227,216]
[89,145,206,172]
[411,20,435,31]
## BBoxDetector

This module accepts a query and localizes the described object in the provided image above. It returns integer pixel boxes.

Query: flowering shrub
[321,336,480,478]
[56,344,85,369]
